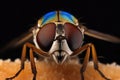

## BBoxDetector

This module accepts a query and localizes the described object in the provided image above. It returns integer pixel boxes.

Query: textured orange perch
[0,59,120,80]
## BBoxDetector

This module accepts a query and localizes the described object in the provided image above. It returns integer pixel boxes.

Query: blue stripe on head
[60,11,74,23]
[41,11,56,25]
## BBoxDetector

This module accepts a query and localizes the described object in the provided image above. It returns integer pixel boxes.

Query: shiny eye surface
[36,23,56,52]
[64,23,83,51]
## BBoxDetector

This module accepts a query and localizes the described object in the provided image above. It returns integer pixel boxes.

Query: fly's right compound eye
[36,23,56,52]
[64,23,83,51]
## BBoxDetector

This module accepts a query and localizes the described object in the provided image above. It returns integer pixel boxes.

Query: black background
[0,0,120,64]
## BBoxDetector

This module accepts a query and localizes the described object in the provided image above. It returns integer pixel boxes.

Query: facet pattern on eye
[64,23,83,51]
[36,23,56,51]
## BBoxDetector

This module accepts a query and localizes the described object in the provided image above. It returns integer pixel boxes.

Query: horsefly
[4,10,120,80]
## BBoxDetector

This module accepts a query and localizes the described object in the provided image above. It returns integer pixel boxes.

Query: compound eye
[64,23,83,51]
[36,23,56,52]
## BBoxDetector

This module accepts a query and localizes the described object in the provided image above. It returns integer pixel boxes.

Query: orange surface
[0,59,120,80]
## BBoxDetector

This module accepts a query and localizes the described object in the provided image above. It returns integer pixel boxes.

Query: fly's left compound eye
[36,23,56,52]
[64,23,83,51]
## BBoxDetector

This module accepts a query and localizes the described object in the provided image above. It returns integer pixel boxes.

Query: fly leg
[6,42,50,80]
[91,44,111,80]
[80,47,90,80]
[6,42,28,80]
[71,43,110,80]
[29,48,37,80]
